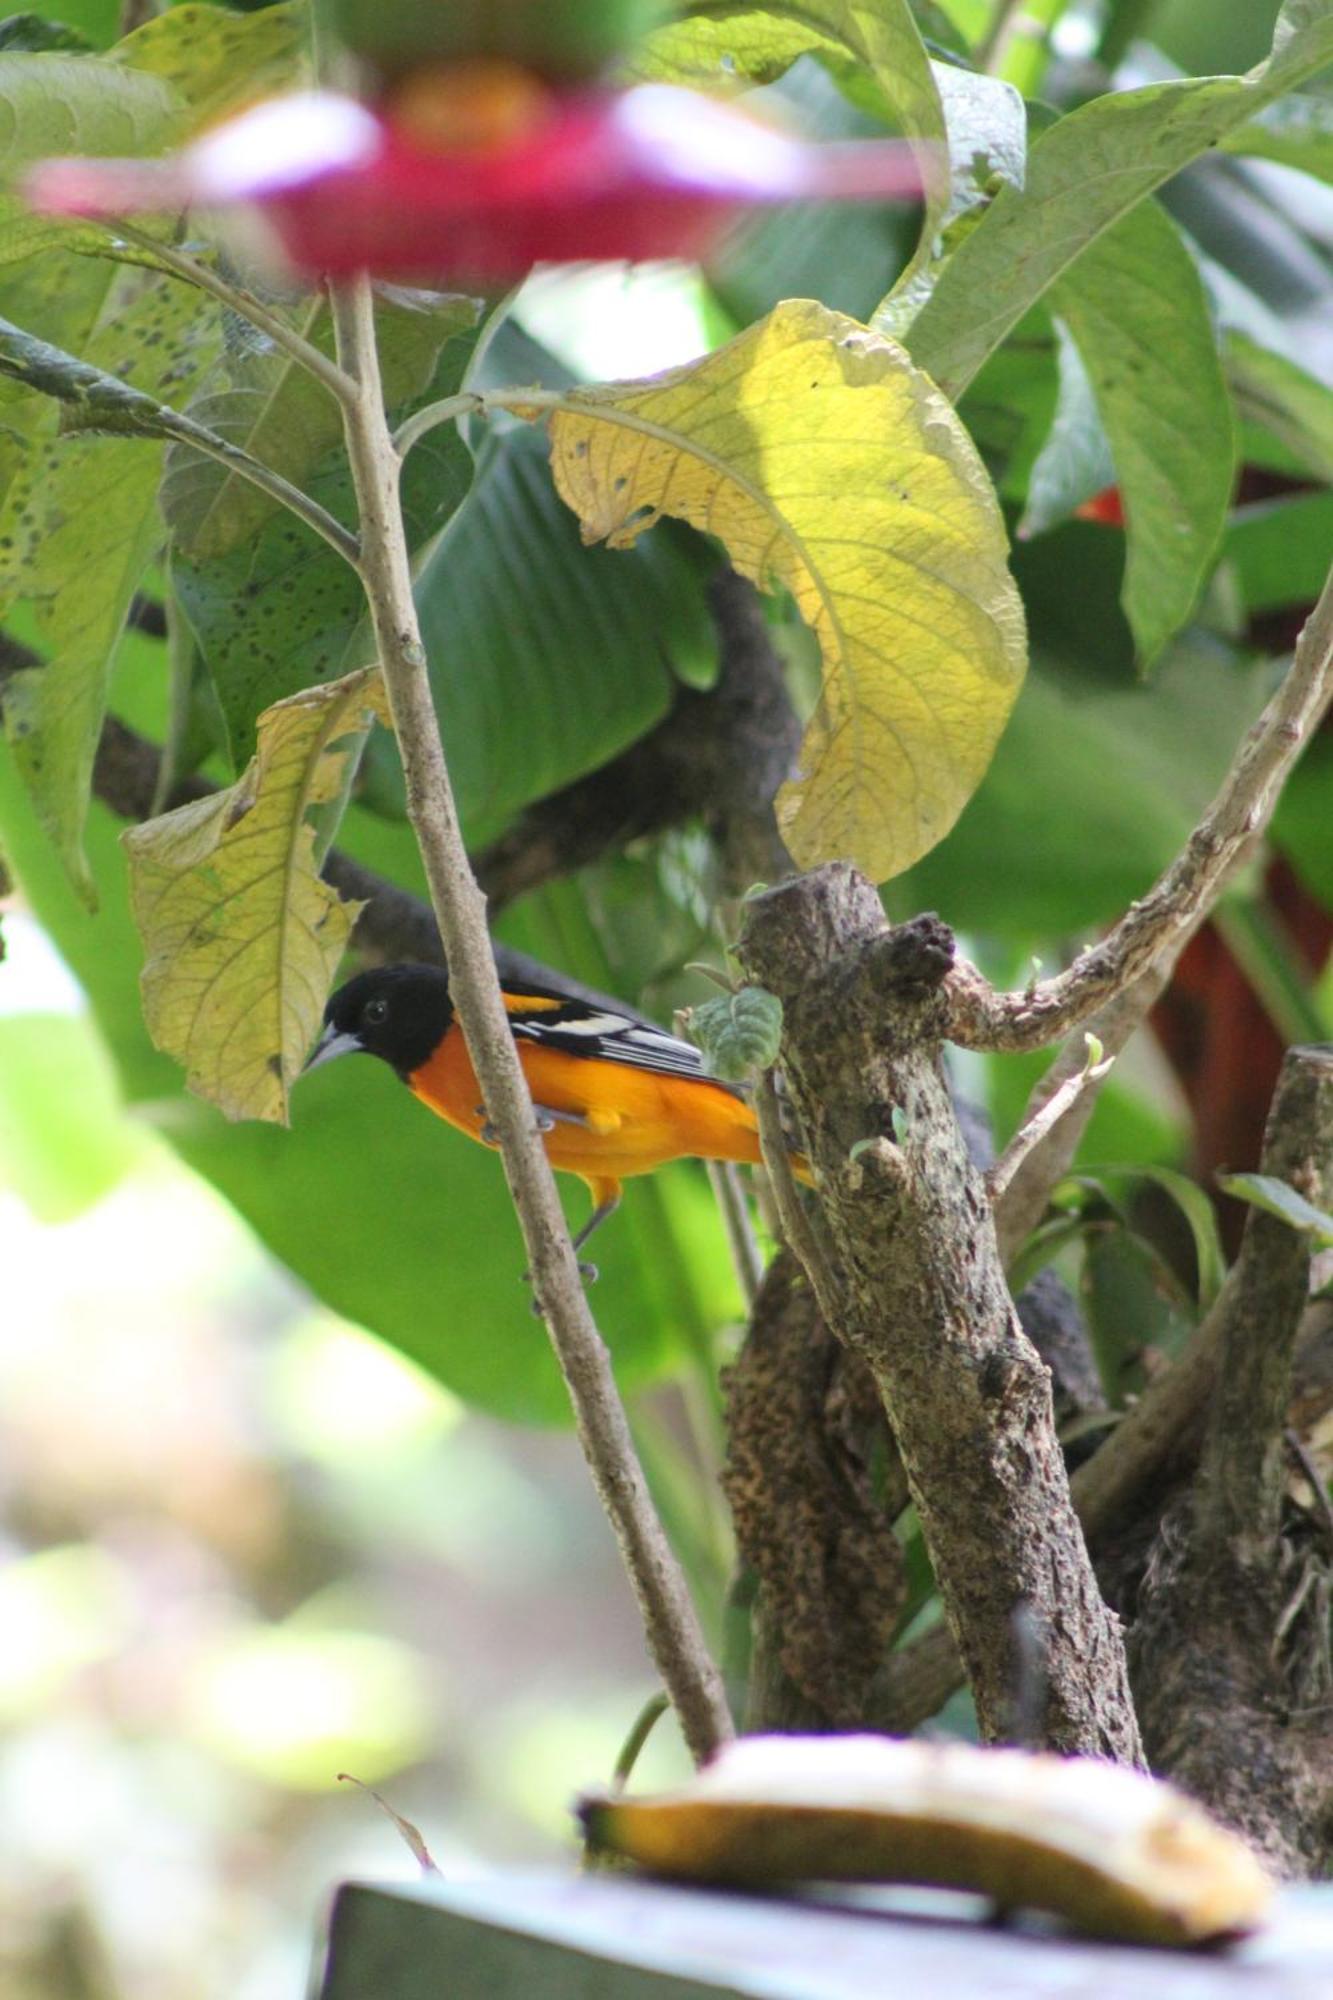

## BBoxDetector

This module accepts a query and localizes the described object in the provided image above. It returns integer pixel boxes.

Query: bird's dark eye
[363,996,389,1027]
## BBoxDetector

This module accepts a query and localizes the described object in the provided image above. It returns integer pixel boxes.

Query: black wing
[503,990,740,1090]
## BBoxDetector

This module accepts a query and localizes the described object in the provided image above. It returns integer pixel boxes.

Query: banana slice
[579,1734,1273,1947]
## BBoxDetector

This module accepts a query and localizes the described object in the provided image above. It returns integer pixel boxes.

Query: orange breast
[407,1024,767,1188]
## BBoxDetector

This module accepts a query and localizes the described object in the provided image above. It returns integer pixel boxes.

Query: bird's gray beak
[302,1024,362,1075]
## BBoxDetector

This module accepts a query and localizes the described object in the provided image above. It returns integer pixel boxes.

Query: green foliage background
[0,0,1330,1438]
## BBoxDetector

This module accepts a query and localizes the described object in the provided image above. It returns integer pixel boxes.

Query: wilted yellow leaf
[537,298,1026,883]
[123,666,388,1124]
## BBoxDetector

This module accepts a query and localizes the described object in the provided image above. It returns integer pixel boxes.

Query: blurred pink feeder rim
[25,85,926,284]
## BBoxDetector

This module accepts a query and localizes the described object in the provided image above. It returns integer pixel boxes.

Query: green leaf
[0,49,180,265]
[0,271,221,897]
[173,307,479,762]
[906,0,1333,400]
[1222,90,1333,184]
[1223,492,1333,616]
[688,987,783,1080]
[876,60,1027,335]
[109,1,306,122]
[1217,1171,1333,1250]
[163,294,479,561]
[529,298,1026,883]
[0,17,94,53]
[1093,1165,1228,1311]
[413,427,718,847]
[1047,200,1236,668]
[122,666,388,1125]
[1272,727,1333,909]
[1018,321,1114,539]
[1224,331,1333,486]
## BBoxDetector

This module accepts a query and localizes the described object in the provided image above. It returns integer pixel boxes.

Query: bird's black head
[304,963,454,1081]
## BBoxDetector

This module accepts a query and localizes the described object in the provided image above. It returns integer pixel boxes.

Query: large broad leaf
[173,302,479,762]
[0,50,180,265]
[875,60,1027,334]
[1017,324,1114,537]
[414,426,718,847]
[122,667,387,1125]
[906,0,1333,400]
[1225,331,1333,484]
[0,723,739,1423]
[0,271,221,898]
[525,298,1026,883]
[1046,200,1236,668]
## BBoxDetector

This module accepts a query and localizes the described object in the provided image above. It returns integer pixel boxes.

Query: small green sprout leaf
[689,986,784,1082]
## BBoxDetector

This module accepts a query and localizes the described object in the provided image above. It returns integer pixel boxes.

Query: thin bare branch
[705,1162,765,1310]
[327,273,731,1765]
[160,414,361,569]
[105,219,359,408]
[992,963,1177,1266]
[987,1033,1113,1208]
[753,1072,842,1326]
[946,566,1333,1055]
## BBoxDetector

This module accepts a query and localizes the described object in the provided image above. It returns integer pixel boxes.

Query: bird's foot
[524,1258,599,1314]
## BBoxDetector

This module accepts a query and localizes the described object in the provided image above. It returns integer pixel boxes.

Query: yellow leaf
[123,667,389,1124]
[537,299,1026,883]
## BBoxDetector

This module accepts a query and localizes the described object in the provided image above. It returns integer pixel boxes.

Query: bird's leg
[523,1189,622,1310]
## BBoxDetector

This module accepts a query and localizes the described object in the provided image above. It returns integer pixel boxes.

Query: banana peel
[578,1734,1273,1947]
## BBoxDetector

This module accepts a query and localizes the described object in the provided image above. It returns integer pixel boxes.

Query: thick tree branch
[1127,1045,1333,1870]
[327,274,730,1764]
[738,867,1144,1764]
[725,1251,907,1730]
[946,568,1333,1056]
[1195,1046,1333,1559]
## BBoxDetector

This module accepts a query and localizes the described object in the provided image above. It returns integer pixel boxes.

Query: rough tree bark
[738,868,1144,1765]
[1128,1046,1333,1873]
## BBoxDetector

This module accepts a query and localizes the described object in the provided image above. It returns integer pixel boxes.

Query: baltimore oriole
[304,962,809,1259]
